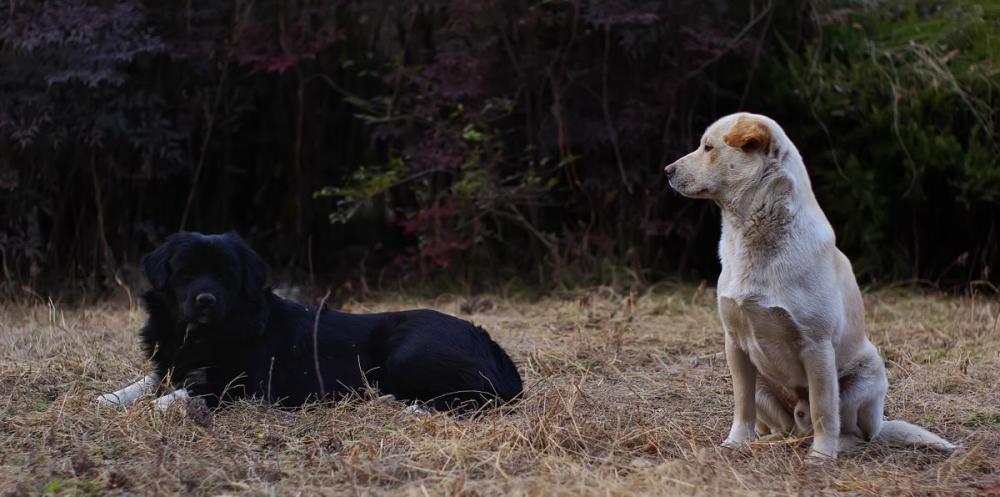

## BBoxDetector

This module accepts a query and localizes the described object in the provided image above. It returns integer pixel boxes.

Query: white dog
[665,112,955,461]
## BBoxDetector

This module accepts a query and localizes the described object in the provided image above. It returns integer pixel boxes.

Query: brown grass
[1,286,998,496]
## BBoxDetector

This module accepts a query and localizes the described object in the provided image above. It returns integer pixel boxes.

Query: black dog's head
[141,232,268,326]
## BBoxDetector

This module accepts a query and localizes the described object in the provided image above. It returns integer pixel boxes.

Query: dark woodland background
[2,0,998,298]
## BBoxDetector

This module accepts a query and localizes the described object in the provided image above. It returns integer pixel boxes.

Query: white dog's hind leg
[152,389,190,412]
[755,379,795,436]
[96,374,161,407]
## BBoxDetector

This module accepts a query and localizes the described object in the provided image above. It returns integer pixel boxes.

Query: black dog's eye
[704,144,714,152]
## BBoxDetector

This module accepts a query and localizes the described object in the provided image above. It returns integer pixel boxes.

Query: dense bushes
[0,0,997,296]
[769,1,1000,284]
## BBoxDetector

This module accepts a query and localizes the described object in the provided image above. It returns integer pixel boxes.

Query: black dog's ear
[141,235,179,290]
[225,232,269,298]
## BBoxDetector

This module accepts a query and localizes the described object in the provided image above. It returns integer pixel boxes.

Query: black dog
[96,232,522,412]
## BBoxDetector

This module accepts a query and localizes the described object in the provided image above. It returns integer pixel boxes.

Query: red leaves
[395,197,471,273]
[229,22,344,74]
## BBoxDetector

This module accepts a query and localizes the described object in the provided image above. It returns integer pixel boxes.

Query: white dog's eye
[704,144,714,152]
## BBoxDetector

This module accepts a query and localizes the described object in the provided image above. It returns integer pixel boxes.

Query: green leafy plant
[769,0,1000,281]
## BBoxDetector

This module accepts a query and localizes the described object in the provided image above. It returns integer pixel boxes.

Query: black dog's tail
[483,330,523,403]
[417,329,522,413]
[369,312,523,413]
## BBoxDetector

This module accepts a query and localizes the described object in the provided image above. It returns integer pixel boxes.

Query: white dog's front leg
[722,332,758,448]
[801,342,840,461]
[152,389,190,412]
[96,374,161,407]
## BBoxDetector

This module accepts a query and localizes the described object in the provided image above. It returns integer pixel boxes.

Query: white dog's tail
[874,420,956,450]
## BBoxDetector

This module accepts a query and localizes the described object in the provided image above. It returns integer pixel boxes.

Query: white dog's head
[665,113,802,206]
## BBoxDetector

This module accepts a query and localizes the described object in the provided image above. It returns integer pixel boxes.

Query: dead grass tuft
[0,287,997,496]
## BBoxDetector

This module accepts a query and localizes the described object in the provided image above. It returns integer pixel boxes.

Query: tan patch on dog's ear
[723,116,771,153]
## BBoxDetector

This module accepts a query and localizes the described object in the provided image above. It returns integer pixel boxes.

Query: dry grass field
[1,285,998,496]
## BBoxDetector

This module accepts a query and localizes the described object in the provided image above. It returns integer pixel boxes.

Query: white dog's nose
[664,162,678,178]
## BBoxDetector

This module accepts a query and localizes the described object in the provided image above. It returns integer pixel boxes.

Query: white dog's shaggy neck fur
[715,117,834,303]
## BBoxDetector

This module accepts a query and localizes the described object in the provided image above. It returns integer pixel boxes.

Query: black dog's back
[251,298,522,410]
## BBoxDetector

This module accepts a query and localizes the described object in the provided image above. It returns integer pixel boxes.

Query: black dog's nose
[664,162,678,178]
[195,293,216,307]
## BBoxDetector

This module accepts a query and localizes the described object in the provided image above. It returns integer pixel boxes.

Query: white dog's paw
[804,438,838,464]
[721,437,751,449]
[756,433,788,442]
[804,450,836,465]
[721,423,757,449]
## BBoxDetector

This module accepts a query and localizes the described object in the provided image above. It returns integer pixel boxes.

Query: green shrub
[768,0,1000,281]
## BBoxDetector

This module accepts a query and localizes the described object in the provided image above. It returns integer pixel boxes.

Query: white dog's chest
[719,297,807,387]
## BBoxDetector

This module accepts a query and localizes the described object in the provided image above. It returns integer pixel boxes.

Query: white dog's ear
[723,116,771,153]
